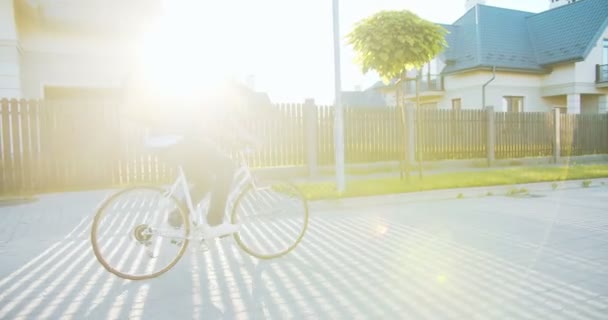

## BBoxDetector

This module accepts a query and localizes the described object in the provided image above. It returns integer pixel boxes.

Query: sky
[154,0,550,104]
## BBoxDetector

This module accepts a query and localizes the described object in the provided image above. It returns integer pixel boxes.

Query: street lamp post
[332,0,345,193]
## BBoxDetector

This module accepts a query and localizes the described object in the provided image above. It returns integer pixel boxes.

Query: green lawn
[298,164,608,200]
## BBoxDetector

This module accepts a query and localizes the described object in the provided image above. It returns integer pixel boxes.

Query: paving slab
[1,184,608,319]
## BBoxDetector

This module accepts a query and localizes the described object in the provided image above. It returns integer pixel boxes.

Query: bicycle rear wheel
[231,181,308,259]
[91,186,190,280]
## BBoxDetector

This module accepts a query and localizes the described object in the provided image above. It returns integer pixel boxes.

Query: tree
[348,10,447,82]
[347,10,447,179]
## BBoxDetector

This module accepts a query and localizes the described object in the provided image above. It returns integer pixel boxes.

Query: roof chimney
[245,75,255,91]
[465,0,487,11]
[550,0,578,9]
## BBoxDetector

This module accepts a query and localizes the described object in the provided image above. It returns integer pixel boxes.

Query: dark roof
[341,86,387,108]
[442,9,485,74]
[369,80,388,89]
[233,82,273,107]
[249,92,272,106]
[441,0,608,74]
[527,0,608,66]
[479,7,541,71]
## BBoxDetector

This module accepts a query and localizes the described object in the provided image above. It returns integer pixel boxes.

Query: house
[0,0,161,99]
[378,0,608,114]
[341,82,388,108]
[0,0,271,105]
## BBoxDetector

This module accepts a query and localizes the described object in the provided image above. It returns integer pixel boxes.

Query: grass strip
[298,165,608,200]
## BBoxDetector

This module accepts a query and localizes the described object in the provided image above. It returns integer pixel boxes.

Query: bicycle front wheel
[91,186,190,280]
[231,181,308,259]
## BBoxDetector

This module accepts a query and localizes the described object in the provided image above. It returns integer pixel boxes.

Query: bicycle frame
[163,149,258,228]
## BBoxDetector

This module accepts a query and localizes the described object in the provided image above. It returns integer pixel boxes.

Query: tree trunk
[398,72,409,181]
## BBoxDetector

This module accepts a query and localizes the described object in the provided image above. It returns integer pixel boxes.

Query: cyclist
[121,74,259,239]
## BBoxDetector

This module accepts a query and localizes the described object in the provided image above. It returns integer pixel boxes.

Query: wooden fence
[417,109,487,161]
[2,98,608,194]
[561,114,608,156]
[495,112,554,159]
[344,107,402,163]
[242,103,306,168]
[0,99,172,194]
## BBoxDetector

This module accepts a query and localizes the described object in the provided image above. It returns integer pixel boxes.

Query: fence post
[553,108,561,163]
[1,98,11,195]
[486,106,495,166]
[304,99,318,176]
[406,106,416,166]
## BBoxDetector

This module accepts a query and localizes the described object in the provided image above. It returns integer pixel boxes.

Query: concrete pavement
[1,183,608,319]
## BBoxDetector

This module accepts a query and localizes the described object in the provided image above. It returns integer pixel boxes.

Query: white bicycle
[90,135,309,280]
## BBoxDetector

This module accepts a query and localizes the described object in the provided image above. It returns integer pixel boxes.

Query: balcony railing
[405,74,444,94]
[596,64,608,83]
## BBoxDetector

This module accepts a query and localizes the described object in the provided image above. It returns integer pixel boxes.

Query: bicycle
[90,135,309,280]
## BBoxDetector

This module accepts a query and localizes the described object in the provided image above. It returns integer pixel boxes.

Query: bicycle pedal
[197,240,210,252]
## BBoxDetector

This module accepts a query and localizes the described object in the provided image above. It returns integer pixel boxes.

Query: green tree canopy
[347,10,448,82]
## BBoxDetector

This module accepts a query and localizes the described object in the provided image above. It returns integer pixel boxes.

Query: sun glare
[133,0,237,99]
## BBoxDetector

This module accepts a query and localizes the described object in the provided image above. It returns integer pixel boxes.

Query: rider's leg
[184,144,235,226]
[159,138,211,222]
[160,136,238,236]
[174,137,236,226]
[205,156,235,226]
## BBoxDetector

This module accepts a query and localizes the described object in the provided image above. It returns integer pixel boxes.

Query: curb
[310,178,608,211]
[0,196,38,207]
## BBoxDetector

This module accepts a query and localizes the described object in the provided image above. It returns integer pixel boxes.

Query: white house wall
[384,93,397,107]
[540,26,608,97]
[575,26,608,85]
[20,51,129,98]
[445,70,543,90]
[542,64,575,89]
[18,26,133,98]
[441,87,481,110]
[0,44,21,98]
[487,86,547,112]
[0,0,18,40]
[543,95,566,109]
[581,94,599,114]
[441,70,549,112]
[0,0,21,98]
[444,71,491,90]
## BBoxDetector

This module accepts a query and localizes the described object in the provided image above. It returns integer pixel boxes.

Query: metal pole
[332,0,345,193]
[416,68,422,179]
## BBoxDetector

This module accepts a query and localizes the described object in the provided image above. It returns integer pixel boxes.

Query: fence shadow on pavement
[1,193,608,319]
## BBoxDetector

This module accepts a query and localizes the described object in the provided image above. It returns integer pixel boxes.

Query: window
[503,96,524,113]
[452,98,462,111]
